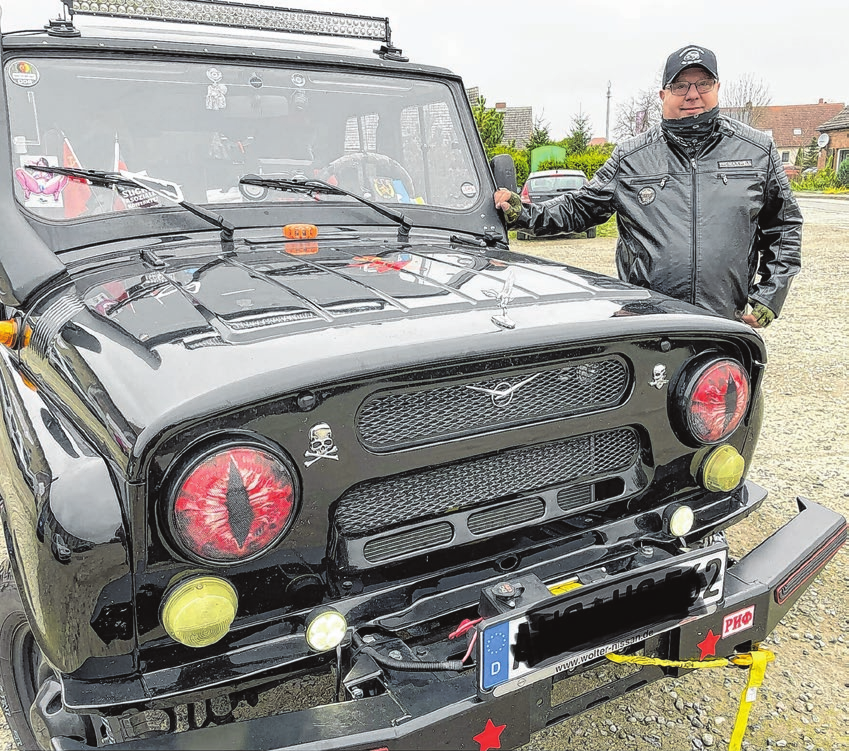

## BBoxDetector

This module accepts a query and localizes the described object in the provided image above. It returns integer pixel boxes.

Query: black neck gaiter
[661,106,720,155]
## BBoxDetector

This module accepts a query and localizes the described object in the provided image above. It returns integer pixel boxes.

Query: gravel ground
[0,205,845,751]
[516,209,848,751]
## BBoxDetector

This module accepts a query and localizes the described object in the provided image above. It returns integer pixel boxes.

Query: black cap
[663,45,718,87]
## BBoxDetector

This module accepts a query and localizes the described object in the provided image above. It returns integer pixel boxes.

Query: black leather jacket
[515,115,802,318]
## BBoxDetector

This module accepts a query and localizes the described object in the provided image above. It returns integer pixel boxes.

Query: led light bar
[64,0,391,43]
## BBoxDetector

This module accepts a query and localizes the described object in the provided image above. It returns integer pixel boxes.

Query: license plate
[478,545,727,696]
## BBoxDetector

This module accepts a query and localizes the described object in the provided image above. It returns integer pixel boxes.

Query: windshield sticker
[7,61,40,87]
[205,68,228,111]
[249,73,263,89]
[15,156,67,208]
[461,182,478,198]
[291,73,306,87]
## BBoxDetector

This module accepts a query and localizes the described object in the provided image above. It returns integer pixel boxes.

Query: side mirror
[490,153,517,194]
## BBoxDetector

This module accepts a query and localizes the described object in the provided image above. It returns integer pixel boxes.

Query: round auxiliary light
[701,444,746,492]
[161,576,238,648]
[666,504,695,538]
[304,607,348,652]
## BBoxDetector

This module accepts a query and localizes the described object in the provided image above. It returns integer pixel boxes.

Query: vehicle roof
[528,169,588,178]
[0,17,456,79]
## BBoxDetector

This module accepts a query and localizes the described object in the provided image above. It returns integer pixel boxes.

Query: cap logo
[680,47,704,64]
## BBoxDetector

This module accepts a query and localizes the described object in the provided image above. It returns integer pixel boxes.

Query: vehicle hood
[30,234,737,461]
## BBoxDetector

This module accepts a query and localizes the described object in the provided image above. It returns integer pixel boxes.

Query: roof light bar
[64,0,391,44]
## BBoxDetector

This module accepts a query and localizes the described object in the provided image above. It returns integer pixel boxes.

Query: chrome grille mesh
[357,358,629,450]
[335,428,639,536]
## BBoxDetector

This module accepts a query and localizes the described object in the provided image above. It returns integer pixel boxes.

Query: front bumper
[54,497,846,751]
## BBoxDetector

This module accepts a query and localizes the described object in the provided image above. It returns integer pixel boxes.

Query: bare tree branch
[720,73,772,128]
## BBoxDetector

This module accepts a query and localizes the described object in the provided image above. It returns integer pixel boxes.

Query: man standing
[494,45,802,328]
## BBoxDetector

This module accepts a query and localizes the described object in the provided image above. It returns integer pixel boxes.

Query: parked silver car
[518,168,595,239]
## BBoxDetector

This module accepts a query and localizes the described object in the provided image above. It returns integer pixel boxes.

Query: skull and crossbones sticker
[304,422,339,468]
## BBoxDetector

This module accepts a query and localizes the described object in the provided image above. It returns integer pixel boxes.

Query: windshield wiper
[33,165,235,246]
[239,174,412,243]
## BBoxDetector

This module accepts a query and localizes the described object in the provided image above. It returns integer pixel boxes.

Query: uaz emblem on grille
[466,372,541,408]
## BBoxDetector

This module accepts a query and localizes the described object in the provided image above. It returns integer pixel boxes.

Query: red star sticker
[473,718,506,751]
[696,628,721,660]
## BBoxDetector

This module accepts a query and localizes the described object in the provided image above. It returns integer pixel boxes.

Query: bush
[566,151,609,180]
[837,159,849,188]
[534,150,612,181]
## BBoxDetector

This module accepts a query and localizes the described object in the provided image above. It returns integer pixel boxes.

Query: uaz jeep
[0,2,845,750]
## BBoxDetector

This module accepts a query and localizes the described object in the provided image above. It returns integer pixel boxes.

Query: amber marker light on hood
[283,223,318,240]
[161,576,238,648]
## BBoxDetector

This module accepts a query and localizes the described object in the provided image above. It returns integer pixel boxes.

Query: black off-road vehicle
[0,3,845,750]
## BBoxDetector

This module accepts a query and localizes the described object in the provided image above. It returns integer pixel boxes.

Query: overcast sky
[3,0,846,140]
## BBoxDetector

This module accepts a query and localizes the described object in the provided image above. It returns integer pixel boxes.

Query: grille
[363,522,454,563]
[335,428,639,536]
[358,358,629,450]
[467,497,546,536]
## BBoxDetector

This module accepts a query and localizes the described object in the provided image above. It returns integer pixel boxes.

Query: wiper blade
[239,174,412,243]
[449,229,508,250]
[33,165,235,244]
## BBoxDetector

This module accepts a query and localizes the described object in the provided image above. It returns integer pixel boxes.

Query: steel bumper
[53,497,846,751]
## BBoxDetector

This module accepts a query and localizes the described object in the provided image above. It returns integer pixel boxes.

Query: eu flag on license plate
[481,622,510,690]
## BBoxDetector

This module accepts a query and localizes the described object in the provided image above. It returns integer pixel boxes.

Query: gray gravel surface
[0,201,845,751]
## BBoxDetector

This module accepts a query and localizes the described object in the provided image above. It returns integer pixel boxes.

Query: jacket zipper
[691,158,698,306]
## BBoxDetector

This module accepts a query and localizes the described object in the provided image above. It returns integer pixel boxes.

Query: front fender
[0,349,134,675]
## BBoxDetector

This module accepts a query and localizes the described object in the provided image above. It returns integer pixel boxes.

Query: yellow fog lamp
[665,504,695,538]
[304,606,348,652]
[701,444,746,492]
[161,576,238,648]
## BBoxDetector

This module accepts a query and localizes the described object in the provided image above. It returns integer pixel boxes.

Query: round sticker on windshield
[461,182,478,198]
[7,61,40,88]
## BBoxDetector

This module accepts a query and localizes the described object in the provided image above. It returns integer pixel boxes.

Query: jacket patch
[717,160,753,168]
[638,187,656,205]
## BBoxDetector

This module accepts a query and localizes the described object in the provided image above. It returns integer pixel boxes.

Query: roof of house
[722,102,844,147]
[465,87,534,148]
[818,105,849,132]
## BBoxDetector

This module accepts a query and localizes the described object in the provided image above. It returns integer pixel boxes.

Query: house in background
[816,106,849,171]
[722,99,844,166]
[466,87,534,148]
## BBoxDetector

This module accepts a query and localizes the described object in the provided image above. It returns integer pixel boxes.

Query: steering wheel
[321,151,415,201]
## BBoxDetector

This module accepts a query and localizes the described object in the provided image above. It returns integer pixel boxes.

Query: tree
[560,112,593,156]
[801,137,820,169]
[721,73,772,128]
[613,85,662,140]
[471,96,504,157]
[526,115,552,152]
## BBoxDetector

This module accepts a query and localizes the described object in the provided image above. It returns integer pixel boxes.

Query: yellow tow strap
[606,646,775,751]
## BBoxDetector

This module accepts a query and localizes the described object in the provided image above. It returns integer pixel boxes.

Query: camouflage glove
[748,301,776,328]
[498,190,524,224]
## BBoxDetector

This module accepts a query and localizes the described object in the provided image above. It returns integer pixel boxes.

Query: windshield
[5,56,481,221]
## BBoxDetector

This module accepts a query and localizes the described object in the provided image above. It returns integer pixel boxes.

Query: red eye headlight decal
[680,358,751,444]
[170,446,298,564]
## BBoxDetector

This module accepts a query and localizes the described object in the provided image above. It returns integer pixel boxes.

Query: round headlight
[169,444,298,565]
[675,357,751,445]
[305,607,348,652]
[666,504,695,538]
[161,576,238,648]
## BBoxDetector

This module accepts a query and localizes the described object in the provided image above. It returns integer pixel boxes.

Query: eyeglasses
[667,79,716,96]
